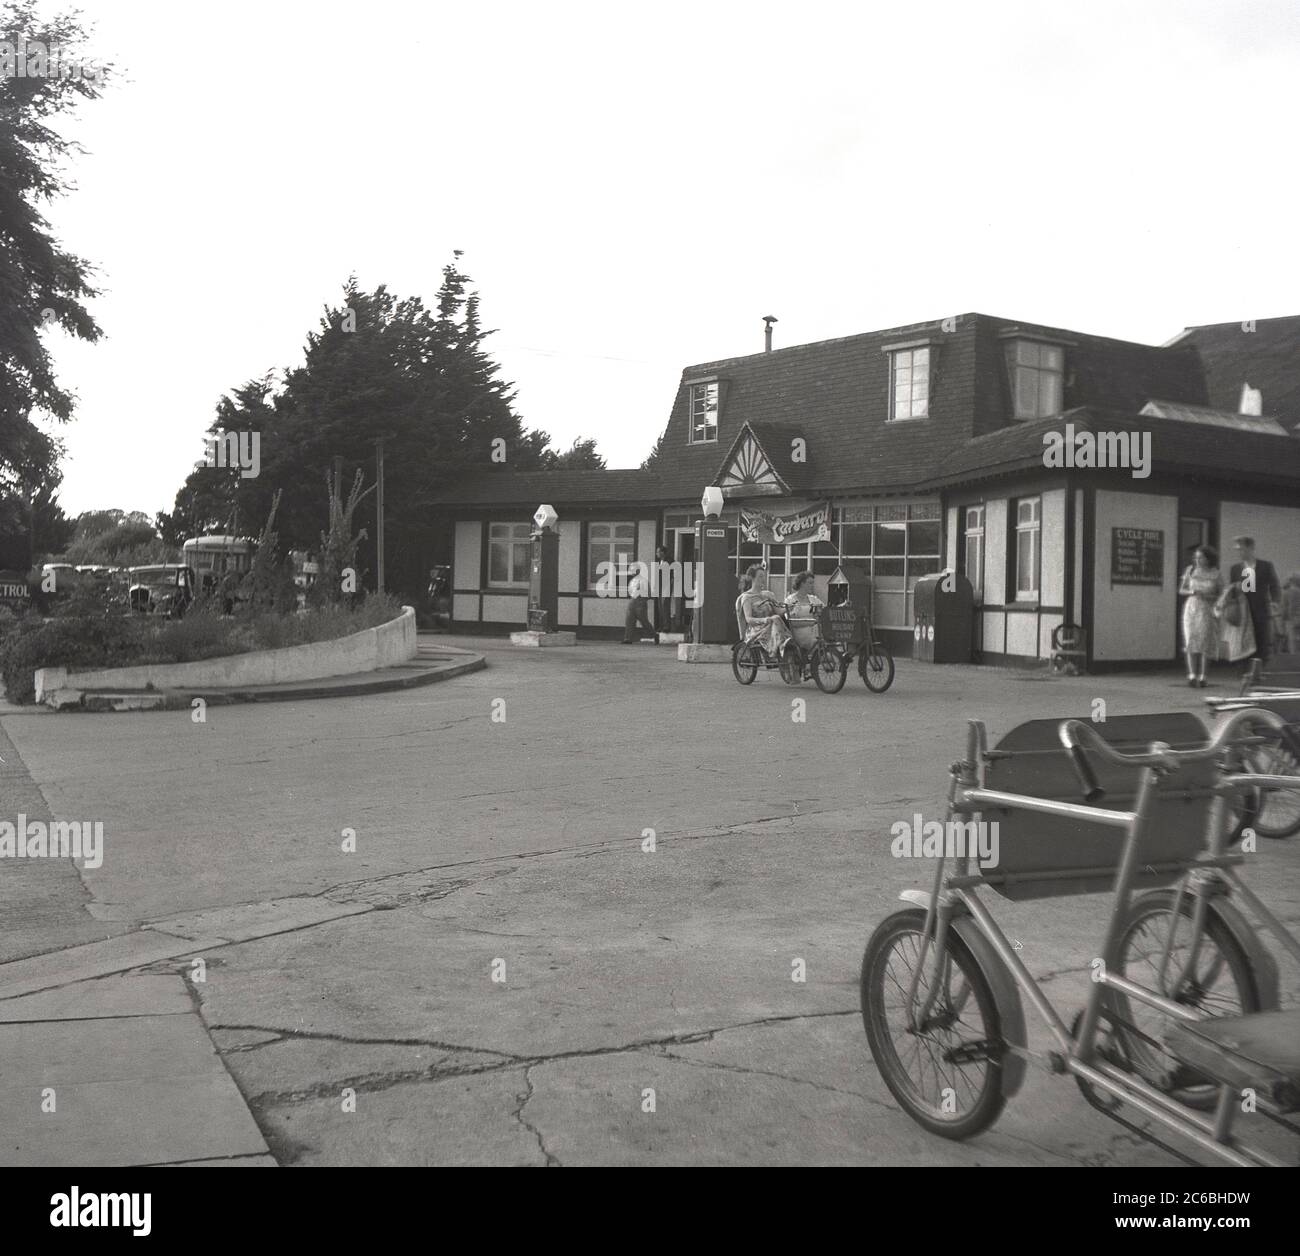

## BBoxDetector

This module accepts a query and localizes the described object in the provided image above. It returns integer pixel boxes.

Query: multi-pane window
[1014,497,1041,601]
[689,381,719,443]
[1008,341,1064,420]
[587,522,636,588]
[832,502,941,627]
[890,347,930,420]
[963,505,985,599]
[488,522,532,587]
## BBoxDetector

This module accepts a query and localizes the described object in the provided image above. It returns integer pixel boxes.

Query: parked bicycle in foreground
[860,706,1300,1166]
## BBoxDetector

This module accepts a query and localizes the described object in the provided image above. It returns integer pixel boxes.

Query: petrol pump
[527,503,559,633]
[691,486,737,644]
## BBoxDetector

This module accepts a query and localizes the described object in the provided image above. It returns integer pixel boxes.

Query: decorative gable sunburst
[715,424,791,497]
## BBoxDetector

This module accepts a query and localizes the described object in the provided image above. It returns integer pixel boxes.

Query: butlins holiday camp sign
[741,501,832,545]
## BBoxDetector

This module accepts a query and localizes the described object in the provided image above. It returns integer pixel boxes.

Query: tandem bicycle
[860,706,1300,1166]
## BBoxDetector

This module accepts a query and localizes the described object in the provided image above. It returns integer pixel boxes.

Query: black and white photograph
[2,0,1300,1223]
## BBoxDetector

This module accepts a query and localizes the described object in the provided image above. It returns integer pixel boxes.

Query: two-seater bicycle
[860,706,1300,1166]
[730,602,895,694]
[730,606,847,692]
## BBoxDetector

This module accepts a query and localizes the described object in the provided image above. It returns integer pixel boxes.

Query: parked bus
[183,535,255,611]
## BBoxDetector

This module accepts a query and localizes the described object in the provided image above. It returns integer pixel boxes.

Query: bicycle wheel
[1243,732,1300,838]
[859,642,895,692]
[861,909,1007,1139]
[731,643,758,685]
[1104,891,1263,1110]
[779,644,803,685]
[812,643,847,693]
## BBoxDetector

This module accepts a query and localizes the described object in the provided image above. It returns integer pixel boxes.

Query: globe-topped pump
[533,503,558,533]
[701,486,724,519]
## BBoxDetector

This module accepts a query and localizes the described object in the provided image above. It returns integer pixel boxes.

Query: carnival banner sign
[741,501,832,545]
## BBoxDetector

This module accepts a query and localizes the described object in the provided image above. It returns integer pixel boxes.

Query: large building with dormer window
[432,312,1300,667]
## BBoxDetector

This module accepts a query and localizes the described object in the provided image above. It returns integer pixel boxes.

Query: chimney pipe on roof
[763,315,778,353]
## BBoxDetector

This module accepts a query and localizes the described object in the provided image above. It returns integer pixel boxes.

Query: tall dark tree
[640,423,668,471]
[0,1,105,470]
[545,437,606,470]
[160,256,559,598]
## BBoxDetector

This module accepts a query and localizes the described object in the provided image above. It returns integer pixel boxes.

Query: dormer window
[689,381,719,443]
[889,346,930,420]
[1008,340,1064,420]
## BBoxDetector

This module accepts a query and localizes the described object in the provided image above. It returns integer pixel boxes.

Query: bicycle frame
[901,715,1300,1167]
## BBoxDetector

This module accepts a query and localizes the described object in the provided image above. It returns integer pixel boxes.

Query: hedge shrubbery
[0,593,405,704]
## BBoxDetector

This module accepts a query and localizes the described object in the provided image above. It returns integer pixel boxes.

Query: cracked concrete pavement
[1,636,1297,1165]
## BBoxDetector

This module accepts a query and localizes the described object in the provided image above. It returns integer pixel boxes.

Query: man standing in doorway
[622,562,656,644]
[1229,535,1281,664]
[654,545,672,634]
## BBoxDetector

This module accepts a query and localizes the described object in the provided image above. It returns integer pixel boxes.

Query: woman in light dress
[738,563,792,658]
[1178,545,1222,687]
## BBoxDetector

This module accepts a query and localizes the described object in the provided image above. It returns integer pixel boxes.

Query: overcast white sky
[33,0,1300,517]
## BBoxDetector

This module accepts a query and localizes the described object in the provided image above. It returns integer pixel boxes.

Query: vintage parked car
[127,564,196,618]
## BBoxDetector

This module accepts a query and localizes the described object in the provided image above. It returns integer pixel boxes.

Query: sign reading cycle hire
[1111,527,1164,586]
[741,501,832,545]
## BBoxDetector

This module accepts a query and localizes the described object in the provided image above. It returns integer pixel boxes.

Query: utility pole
[375,437,386,594]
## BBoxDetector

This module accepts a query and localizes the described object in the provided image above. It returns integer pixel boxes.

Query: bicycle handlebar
[1057,707,1289,803]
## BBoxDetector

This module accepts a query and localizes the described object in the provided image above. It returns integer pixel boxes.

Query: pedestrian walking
[1227,536,1282,665]
[1178,545,1222,687]
[622,563,656,643]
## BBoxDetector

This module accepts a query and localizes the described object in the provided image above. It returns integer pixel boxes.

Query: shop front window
[831,502,941,628]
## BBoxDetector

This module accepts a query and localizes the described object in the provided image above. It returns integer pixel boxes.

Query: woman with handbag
[1179,546,1222,687]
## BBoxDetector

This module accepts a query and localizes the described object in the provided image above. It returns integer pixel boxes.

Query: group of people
[735,564,823,655]
[1179,535,1299,686]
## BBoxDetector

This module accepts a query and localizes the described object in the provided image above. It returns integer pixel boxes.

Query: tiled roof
[433,468,664,507]
[1139,400,1289,435]
[1170,316,1300,425]
[650,313,1214,498]
[927,407,1300,489]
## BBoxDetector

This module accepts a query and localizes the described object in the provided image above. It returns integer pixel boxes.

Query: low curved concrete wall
[36,607,417,705]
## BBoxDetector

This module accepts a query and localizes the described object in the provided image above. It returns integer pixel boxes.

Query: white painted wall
[482,592,527,624]
[1092,488,1179,661]
[558,594,580,627]
[452,593,479,623]
[1220,502,1300,587]
[583,596,628,627]
[1005,612,1037,657]
[945,505,959,569]
[1041,488,1066,608]
[638,519,658,565]
[454,521,480,590]
[559,520,581,593]
[982,609,1006,654]
[985,499,1008,605]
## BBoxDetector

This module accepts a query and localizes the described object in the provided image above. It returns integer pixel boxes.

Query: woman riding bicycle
[738,563,792,657]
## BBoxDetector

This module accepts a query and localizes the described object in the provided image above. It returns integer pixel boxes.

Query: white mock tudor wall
[482,593,526,624]
[454,521,481,622]
[1040,489,1066,607]
[1092,488,1178,662]
[981,499,1009,654]
[558,521,581,594]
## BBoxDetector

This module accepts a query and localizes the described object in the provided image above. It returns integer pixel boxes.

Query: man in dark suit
[1229,535,1281,663]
